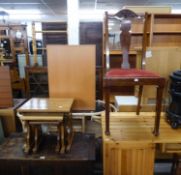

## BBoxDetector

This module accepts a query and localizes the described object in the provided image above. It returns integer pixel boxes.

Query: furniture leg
[32,125,41,153]
[105,87,110,135]
[171,153,179,175]
[82,116,85,133]
[153,86,164,136]
[136,85,143,115]
[65,113,74,152]
[32,125,38,153]
[24,122,31,154]
[60,122,65,154]
[56,123,61,153]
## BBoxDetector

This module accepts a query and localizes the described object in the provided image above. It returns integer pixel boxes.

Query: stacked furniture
[103,9,165,136]
[0,24,28,97]
[103,13,181,103]
[25,21,68,97]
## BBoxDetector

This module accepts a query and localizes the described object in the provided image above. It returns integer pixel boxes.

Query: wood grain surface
[0,66,13,108]
[102,112,181,175]
[47,45,96,110]
[17,98,74,113]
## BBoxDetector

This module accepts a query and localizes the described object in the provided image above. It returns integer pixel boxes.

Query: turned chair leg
[136,85,143,115]
[153,85,164,136]
[105,87,110,135]
[171,153,179,175]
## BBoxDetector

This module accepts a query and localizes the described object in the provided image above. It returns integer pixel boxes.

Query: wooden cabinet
[25,66,48,97]
[42,22,67,45]
[102,112,181,175]
[9,25,29,64]
[0,25,29,98]
[0,26,11,62]
[0,99,26,136]
[104,142,155,175]
[151,14,181,47]
[143,14,181,103]
[42,22,68,66]
[26,21,68,97]
[102,113,156,175]
[0,66,13,108]
[0,24,29,64]
[103,13,181,66]
[79,22,103,99]
[131,13,181,48]
[32,21,67,66]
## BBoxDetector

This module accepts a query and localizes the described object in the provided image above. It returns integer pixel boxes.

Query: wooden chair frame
[103,9,165,136]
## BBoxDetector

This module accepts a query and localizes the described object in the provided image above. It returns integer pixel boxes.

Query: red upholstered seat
[106,68,160,78]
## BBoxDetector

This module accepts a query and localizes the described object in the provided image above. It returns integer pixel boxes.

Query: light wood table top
[102,112,181,144]
[17,98,74,113]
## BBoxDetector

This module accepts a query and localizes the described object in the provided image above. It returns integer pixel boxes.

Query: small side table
[17,98,74,154]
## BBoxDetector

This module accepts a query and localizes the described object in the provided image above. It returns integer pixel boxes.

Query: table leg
[32,125,41,153]
[64,113,74,152]
[55,123,61,153]
[105,87,110,135]
[60,123,65,154]
[24,121,31,154]
[153,85,164,136]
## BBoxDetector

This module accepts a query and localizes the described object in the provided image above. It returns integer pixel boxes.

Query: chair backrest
[104,9,148,70]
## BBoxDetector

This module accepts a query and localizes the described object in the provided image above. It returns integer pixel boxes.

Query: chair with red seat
[104,9,165,136]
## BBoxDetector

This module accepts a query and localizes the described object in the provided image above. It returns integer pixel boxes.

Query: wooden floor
[101,112,181,175]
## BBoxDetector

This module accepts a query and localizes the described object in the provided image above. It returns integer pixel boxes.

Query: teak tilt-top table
[17,98,74,154]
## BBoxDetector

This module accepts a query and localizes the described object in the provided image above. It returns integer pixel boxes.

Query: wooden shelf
[104,50,137,55]
[0,59,14,63]
[105,13,181,51]
[103,12,181,103]
[14,47,26,51]
[154,14,181,18]
[35,30,67,34]
[0,36,10,39]
[10,25,29,63]
[131,32,150,35]
[0,24,29,64]
[32,21,68,66]
[153,31,181,34]
[151,13,181,47]
[108,32,146,35]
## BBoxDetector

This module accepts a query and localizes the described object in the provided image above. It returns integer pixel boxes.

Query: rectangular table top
[17,98,74,113]
[102,112,181,144]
